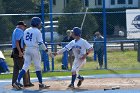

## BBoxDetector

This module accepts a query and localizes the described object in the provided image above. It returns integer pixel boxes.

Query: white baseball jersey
[24,27,43,47]
[22,27,43,71]
[63,38,92,59]
[57,38,92,74]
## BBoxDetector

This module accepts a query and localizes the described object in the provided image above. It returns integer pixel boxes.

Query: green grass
[1,50,140,80]
[1,69,140,80]
[107,50,140,69]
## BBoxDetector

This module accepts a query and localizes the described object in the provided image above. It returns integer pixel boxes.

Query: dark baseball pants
[12,56,31,86]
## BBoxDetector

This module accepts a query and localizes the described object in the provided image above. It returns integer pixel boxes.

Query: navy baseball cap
[17,21,27,27]
[72,27,81,36]
[31,17,41,27]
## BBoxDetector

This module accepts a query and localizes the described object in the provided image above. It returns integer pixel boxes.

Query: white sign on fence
[126,9,140,39]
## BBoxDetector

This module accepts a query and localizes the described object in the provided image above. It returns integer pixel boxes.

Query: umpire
[11,21,34,87]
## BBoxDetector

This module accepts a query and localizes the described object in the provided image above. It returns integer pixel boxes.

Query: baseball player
[53,27,93,88]
[13,17,50,90]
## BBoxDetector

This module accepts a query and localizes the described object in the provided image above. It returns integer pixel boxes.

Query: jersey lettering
[26,32,33,41]
[72,45,81,49]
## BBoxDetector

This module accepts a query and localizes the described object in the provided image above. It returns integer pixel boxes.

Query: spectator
[62,30,74,69]
[93,34,97,61]
[11,21,34,87]
[94,32,104,69]
[0,51,10,73]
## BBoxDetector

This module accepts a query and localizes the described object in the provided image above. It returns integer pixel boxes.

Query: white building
[52,0,139,13]
[92,0,139,8]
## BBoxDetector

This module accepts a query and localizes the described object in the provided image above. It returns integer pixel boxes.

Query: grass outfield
[0,50,140,79]
[1,69,140,80]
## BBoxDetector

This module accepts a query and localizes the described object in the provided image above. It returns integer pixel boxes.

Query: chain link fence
[0,0,140,72]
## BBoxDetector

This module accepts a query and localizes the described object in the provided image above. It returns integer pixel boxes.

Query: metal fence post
[62,43,68,70]
[134,42,137,51]
[41,0,50,71]
[120,42,124,51]
[137,41,140,62]
[49,0,54,71]
[103,0,107,69]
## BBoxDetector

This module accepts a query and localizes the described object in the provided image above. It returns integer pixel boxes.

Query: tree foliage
[0,1,14,43]
[0,17,14,43]
[0,0,5,13]
[58,0,98,40]
[91,8,136,36]
[0,0,38,43]
[3,0,35,13]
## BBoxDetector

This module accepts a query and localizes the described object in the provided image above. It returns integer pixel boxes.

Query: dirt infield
[6,78,140,90]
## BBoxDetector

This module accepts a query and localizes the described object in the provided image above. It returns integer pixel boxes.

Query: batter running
[53,27,93,88]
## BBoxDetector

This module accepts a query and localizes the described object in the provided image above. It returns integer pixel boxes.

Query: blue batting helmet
[31,17,41,27]
[72,27,81,36]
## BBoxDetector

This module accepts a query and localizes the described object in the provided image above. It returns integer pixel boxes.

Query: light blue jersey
[12,28,24,49]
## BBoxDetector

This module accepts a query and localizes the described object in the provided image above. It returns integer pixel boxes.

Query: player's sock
[77,75,84,80]
[36,71,42,84]
[17,69,26,83]
[71,74,76,84]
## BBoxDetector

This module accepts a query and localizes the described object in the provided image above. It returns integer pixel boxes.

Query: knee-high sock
[71,74,76,84]
[36,71,42,84]
[17,69,26,83]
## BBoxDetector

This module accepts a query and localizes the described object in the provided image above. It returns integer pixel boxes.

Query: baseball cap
[72,27,81,36]
[17,21,27,27]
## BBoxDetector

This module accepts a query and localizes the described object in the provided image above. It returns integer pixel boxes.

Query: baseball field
[1,50,140,93]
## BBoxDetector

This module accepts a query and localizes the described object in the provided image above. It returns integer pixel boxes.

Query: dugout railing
[44,40,140,71]
[0,39,140,72]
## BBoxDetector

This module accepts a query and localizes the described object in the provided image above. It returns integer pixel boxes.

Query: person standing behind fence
[13,17,50,90]
[94,32,104,69]
[62,30,74,69]
[11,21,34,87]
[93,34,97,61]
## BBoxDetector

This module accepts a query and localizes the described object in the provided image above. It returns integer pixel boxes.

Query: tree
[3,0,36,25]
[0,1,14,43]
[0,17,14,43]
[0,0,37,43]
[3,0,35,13]
[0,0,5,13]
[57,0,98,40]
[32,0,49,13]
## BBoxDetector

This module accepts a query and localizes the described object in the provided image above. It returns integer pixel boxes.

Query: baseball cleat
[13,82,23,90]
[77,78,84,87]
[39,83,50,90]
[68,83,75,88]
